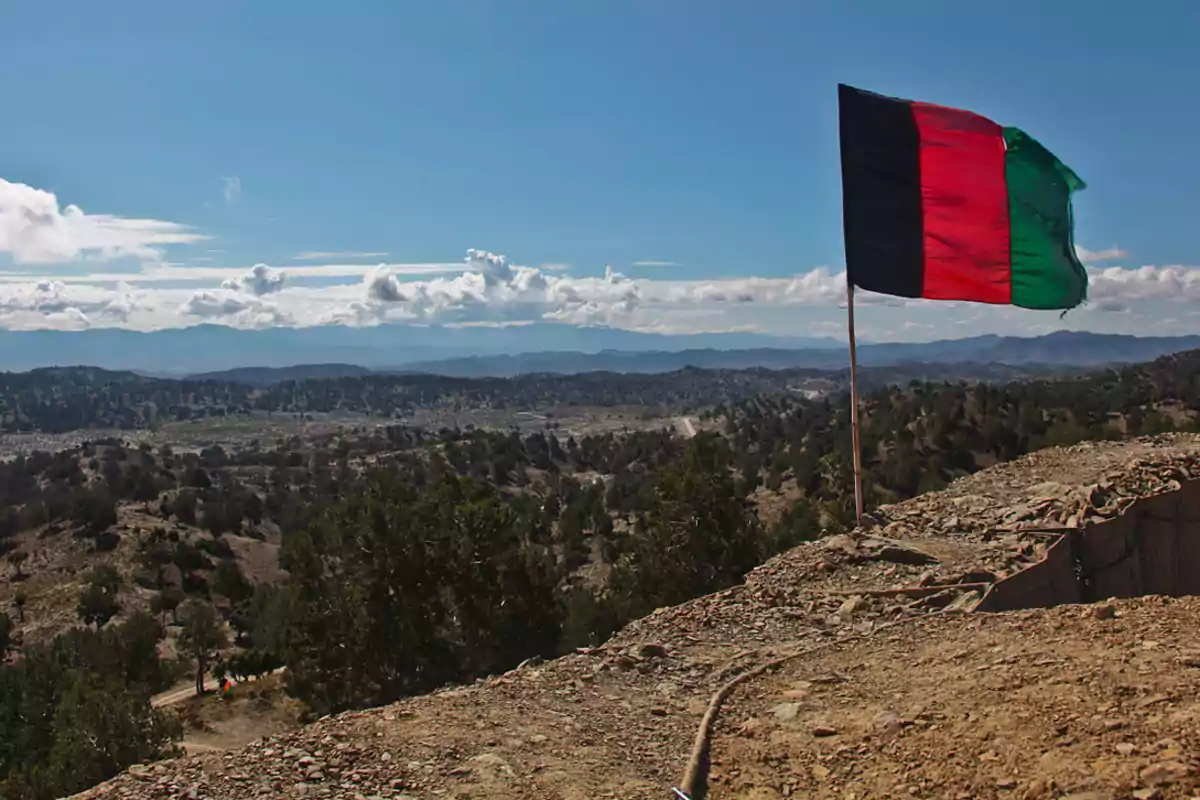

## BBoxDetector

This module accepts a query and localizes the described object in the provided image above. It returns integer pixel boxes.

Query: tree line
[0,360,1060,432]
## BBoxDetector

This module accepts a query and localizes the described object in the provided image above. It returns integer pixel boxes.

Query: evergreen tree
[612,433,763,618]
[76,566,121,629]
[45,672,179,797]
[0,615,179,799]
[177,600,227,696]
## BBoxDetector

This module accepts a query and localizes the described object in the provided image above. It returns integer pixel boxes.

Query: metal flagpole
[846,280,864,526]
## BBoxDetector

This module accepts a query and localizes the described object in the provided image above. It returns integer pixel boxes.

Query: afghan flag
[838,84,1087,310]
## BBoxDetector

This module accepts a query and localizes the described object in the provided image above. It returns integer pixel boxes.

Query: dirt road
[151,668,285,708]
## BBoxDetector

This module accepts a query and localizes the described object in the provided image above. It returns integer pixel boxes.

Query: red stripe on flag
[911,102,1011,304]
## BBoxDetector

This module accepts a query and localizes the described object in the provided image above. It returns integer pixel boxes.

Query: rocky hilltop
[73,436,1200,800]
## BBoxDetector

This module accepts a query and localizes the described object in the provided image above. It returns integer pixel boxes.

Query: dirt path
[152,669,285,708]
[152,683,201,708]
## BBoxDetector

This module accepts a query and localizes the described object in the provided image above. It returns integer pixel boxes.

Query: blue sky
[0,1,1196,341]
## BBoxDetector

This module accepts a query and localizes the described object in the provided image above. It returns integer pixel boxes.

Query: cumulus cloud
[356,252,1200,329]
[287,257,1200,336]
[543,298,638,327]
[1085,265,1200,313]
[0,178,206,264]
[313,299,380,327]
[366,249,637,326]
[0,239,1198,340]
[0,278,149,330]
[468,248,515,285]
[370,248,1200,333]
[220,263,286,295]
[184,290,255,317]
[364,265,406,303]
[47,307,91,330]
[182,288,293,328]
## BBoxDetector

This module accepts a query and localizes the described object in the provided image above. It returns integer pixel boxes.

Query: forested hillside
[0,361,1063,433]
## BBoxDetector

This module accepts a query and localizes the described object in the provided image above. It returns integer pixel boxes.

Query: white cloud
[357,249,1200,337]
[468,248,515,284]
[312,298,380,328]
[0,279,148,330]
[183,290,255,317]
[444,320,537,329]
[0,261,463,284]
[365,265,405,303]
[293,250,389,261]
[0,180,1184,343]
[1076,245,1128,263]
[47,307,91,331]
[222,176,242,205]
[366,250,641,327]
[182,288,293,328]
[1084,264,1200,313]
[0,238,1195,341]
[220,263,285,296]
[0,178,206,264]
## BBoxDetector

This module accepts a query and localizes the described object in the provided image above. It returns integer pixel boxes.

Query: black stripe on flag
[838,84,925,299]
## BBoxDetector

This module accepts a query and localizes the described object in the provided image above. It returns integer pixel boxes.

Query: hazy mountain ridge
[0,324,841,374]
[189,363,375,385]
[1,325,1196,379]
[400,331,1200,377]
[186,331,1200,382]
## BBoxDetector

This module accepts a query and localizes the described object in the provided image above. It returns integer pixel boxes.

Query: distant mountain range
[0,323,840,374]
[390,331,1200,377]
[0,323,1195,378]
[854,331,1200,368]
[179,330,1200,384]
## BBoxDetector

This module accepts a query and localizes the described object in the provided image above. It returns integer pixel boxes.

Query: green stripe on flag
[1004,127,1088,310]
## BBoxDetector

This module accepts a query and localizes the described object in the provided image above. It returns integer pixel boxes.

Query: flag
[838,84,1087,310]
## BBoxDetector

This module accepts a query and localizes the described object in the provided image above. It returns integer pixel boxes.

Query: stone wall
[978,479,1200,612]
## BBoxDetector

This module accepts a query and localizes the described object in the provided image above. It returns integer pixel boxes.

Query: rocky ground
[709,597,1200,800]
[71,435,1200,800]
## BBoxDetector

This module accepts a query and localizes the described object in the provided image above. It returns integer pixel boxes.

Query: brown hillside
[72,435,1200,800]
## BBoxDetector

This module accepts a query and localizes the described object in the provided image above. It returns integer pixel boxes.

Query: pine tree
[177,600,227,696]
[76,566,121,629]
[613,433,763,618]
[45,672,180,797]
